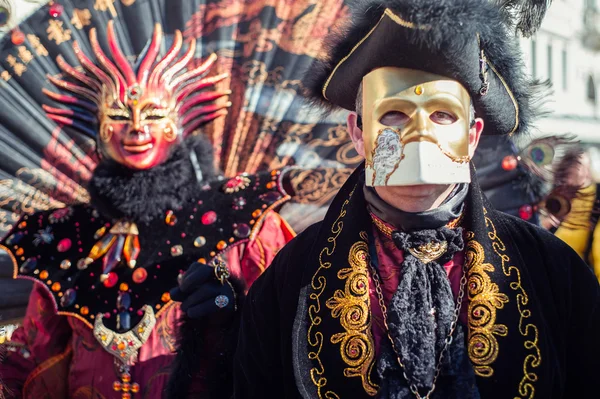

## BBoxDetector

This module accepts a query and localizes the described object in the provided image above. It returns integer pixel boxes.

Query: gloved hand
[170,260,236,319]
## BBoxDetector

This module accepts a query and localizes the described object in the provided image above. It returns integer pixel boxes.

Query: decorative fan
[473,133,582,224]
[0,0,358,239]
[0,0,358,326]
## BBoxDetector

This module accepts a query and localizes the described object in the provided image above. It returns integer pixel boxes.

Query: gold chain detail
[325,234,378,395]
[369,257,468,399]
[464,231,509,377]
[484,209,541,397]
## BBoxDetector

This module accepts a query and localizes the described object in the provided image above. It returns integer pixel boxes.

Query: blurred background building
[519,0,600,172]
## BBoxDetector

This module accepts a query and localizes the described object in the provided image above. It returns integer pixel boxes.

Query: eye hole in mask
[378,110,458,126]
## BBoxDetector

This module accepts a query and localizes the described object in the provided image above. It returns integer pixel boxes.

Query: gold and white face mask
[362,67,472,186]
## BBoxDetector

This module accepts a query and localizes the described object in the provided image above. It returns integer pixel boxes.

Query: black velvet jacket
[233,164,600,399]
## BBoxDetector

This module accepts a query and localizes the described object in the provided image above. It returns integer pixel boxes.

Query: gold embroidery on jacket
[326,233,378,396]
[465,231,509,377]
[307,187,357,399]
[485,210,541,397]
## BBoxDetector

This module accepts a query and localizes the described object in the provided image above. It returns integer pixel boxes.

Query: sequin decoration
[170,245,183,257]
[60,289,76,307]
[19,258,37,274]
[5,232,23,245]
[80,306,90,315]
[216,241,227,250]
[161,292,171,303]
[222,175,251,194]
[519,204,534,220]
[39,270,49,280]
[233,223,251,238]
[57,238,72,253]
[252,210,262,218]
[132,268,148,284]
[194,236,206,247]
[501,155,518,171]
[165,210,177,226]
[94,226,107,239]
[49,207,73,224]
[60,259,71,270]
[49,3,64,18]
[11,29,25,45]
[201,211,217,225]
[51,282,61,292]
[117,292,131,309]
[260,191,283,205]
[102,272,118,288]
[232,197,247,210]
[77,258,90,270]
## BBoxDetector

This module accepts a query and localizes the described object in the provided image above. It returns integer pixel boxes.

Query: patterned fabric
[1,211,291,398]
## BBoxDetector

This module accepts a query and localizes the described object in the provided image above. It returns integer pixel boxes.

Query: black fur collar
[88,135,217,224]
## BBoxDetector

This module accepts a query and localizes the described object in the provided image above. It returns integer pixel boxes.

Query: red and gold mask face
[99,86,179,170]
[43,21,231,171]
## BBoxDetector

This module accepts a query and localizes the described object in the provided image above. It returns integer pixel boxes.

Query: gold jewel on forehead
[414,85,423,95]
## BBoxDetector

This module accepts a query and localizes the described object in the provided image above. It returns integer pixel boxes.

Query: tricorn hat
[306,0,552,136]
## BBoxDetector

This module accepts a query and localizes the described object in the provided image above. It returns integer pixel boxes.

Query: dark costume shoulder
[234,166,600,399]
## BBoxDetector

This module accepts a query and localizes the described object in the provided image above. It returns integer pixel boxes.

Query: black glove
[170,261,236,319]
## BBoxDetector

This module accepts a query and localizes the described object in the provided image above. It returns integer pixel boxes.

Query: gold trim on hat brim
[322,8,520,135]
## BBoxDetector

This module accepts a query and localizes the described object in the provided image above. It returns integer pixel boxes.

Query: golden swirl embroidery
[307,187,357,399]
[484,209,541,398]
[325,233,378,396]
[465,232,509,377]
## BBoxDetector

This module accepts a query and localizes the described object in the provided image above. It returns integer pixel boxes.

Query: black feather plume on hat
[494,0,553,37]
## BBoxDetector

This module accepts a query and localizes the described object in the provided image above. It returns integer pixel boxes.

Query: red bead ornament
[57,238,72,252]
[519,204,534,220]
[501,155,518,171]
[49,3,64,18]
[103,272,119,288]
[201,211,217,225]
[11,29,25,45]
[132,267,148,284]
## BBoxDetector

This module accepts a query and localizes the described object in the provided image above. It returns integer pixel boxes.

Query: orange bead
[216,241,227,251]
[119,283,129,292]
[51,282,61,292]
[131,383,140,393]
[113,381,122,391]
[266,182,276,189]
[122,383,130,392]
[15,248,24,256]
[161,292,171,303]
[39,270,49,280]
[165,210,177,226]
[80,306,89,315]
[252,210,262,218]
[18,221,27,229]
[122,393,131,399]
[117,342,126,351]
[198,258,207,264]
[122,374,131,383]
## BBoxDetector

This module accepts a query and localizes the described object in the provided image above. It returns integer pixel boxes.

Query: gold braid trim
[484,209,541,398]
[325,233,378,396]
[465,231,509,377]
[307,187,358,399]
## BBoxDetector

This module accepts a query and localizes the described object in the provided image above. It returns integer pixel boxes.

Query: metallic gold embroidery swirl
[307,187,357,399]
[325,233,378,396]
[465,231,509,377]
[484,209,541,398]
